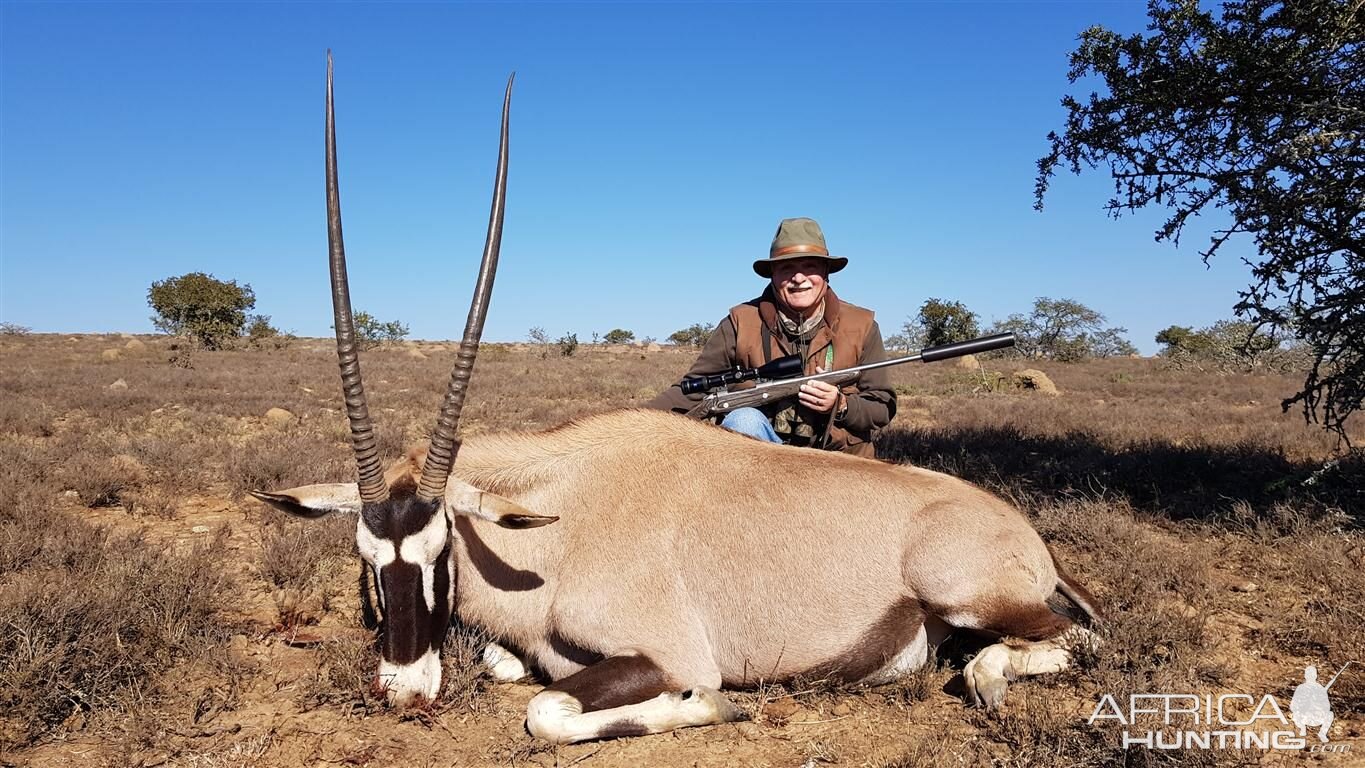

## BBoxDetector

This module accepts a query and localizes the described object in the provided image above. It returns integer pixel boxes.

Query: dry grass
[0,520,232,748]
[0,333,1360,766]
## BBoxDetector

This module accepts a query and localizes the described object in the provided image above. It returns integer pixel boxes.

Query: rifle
[683,332,1016,420]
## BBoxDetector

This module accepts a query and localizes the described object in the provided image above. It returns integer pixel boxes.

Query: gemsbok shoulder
[251,55,1102,745]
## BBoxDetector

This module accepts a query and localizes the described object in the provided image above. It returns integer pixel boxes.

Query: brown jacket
[647,288,896,458]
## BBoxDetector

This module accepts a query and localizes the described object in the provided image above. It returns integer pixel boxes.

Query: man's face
[770,258,830,315]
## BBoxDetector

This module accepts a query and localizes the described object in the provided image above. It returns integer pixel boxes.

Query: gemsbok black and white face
[249,53,551,708]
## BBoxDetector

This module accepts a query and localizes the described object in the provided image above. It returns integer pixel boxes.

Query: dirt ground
[2,334,1361,767]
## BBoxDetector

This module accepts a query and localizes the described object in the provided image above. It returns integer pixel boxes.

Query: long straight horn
[417,74,513,502]
[326,51,389,504]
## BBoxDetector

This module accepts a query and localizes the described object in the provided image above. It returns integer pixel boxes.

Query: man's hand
[799,366,841,414]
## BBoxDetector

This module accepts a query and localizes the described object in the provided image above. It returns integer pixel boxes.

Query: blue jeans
[720,407,782,444]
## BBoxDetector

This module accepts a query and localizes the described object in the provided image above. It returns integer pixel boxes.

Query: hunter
[648,217,896,458]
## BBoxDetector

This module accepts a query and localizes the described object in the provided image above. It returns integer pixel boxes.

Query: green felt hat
[753,217,848,278]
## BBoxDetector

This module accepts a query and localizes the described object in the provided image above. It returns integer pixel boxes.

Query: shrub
[668,322,714,348]
[603,328,635,344]
[556,332,578,357]
[148,272,256,350]
[352,311,409,349]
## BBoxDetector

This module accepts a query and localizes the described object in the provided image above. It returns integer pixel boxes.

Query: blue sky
[1,1,1255,353]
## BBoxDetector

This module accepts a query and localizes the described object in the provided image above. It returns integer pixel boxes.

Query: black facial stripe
[361,495,442,540]
[358,562,381,631]
[378,560,427,665]
[429,540,453,652]
[373,515,455,666]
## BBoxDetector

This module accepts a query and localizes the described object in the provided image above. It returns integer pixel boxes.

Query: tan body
[435,409,1062,688]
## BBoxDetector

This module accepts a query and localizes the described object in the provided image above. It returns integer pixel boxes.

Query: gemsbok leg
[525,653,745,744]
[964,625,1099,709]
[948,572,1101,709]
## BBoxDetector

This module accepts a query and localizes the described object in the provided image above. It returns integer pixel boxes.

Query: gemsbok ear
[249,485,362,518]
[445,479,558,529]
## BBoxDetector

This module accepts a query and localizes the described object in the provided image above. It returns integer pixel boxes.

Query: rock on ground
[264,407,296,425]
[101,348,121,361]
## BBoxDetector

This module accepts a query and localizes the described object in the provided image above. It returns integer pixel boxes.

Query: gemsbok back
[251,55,1102,744]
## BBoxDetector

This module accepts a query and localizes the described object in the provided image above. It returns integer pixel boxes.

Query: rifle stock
[684,332,1015,420]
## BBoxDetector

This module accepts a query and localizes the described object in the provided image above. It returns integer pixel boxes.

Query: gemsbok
[251,55,1102,744]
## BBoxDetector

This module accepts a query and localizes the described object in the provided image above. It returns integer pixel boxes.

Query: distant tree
[917,298,980,347]
[557,332,579,357]
[1089,327,1139,358]
[1036,0,1364,441]
[528,326,551,359]
[896,318,927,353]
[990,297,1134,361]
[344,311,409,350]
[245,314,282,347]
[147,272,255,350]
[883,333,911,354]
[1161,319,1307,373]
[668,323,714,348]
[0,322,31,336]
[604,328,635,344]
[1156,325,1198,355]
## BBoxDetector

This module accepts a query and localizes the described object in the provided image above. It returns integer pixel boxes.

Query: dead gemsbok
[251,55,1102,744]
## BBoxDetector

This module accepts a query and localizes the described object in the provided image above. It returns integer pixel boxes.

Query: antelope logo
[1090,662,1356,752]
[250,54,1103,744]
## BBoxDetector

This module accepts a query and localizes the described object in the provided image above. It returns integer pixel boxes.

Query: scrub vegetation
[0,332,1359,767]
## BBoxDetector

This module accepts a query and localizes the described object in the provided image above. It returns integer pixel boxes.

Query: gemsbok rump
[251,55,1102,744]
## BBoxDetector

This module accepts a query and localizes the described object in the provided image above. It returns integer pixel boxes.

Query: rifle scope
[680,354,804,395]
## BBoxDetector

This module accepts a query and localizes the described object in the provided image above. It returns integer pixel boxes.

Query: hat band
[771,244,830,258]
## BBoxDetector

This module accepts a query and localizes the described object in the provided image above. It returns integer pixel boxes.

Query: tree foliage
[669,323,715,348]
[990,297,1136,361]
[557,332,579,357]
[1036,0,1364,441]
[351,311,409,350]
[1157,319,1308,372]
[604,328,635,344]
[917,298,981,347]
[245,314,287,348]
[147,272,255,350]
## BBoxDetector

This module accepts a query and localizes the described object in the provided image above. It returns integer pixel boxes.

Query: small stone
[1231,581,1258,593]
[191,525,211,534]
[124,339,147,352]
[61,490,80,499]
[264,407,295,425]
[954,353,980,370]
[107,378,128,391]
[831,702,852,717]
[735,722,762,741]
[229,635,250,656]
[762,699,800,720]
[101,348,122,361]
